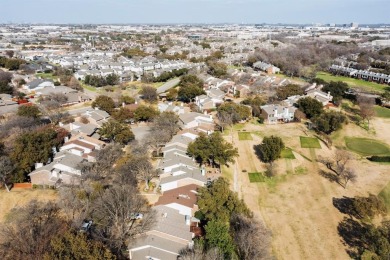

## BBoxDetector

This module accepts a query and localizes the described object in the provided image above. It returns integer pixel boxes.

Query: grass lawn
[248,172,265,183]
[379,182,390,212]
[316,72,388,93]
[281,148,296,159]
[238,132,253,141]
[80,82,98,92]
[375,106,390,118]
[152,82,165,88]
[36,72,58,80]
[221,165,233,182]
[345,137,390,156]
[300,136,321,148]
[233,124,246,131]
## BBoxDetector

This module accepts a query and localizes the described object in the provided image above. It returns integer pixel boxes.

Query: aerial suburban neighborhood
[1,2,390,259]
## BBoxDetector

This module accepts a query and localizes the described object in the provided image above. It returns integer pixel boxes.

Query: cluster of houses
[253,61,281,74]
[43,51,200,82]
[28,109,110,186]
[329,64,390,84]
[260,83,333,124]
[23,78,91,105]
[129,108,217,259]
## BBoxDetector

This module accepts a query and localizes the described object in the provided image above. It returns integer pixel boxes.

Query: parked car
[80,220,93,232]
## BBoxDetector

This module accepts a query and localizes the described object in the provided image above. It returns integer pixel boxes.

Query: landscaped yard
[375,106,390,118]
[300,136,321,148]
[345,137,390,156]
[316,72,388,93]
[281,148,296,159]
[248,172,265,183]
[379,182,390,212]
[238,132,253,141]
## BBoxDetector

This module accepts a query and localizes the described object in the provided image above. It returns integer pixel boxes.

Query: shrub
[368,156,390,162]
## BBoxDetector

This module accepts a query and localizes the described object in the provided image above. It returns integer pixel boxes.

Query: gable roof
[155,184,200,208]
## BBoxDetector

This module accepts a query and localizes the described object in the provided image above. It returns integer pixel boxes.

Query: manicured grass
[233,124,246,130]
[345,137,390,156]
[316,72,388,93]
[35,72,57,80]
[281,148,296,159]
[238,132,253,141]
[375,106,390,118]
[379,182,390,212]
[248,172,265,183]
[300,136,321,149]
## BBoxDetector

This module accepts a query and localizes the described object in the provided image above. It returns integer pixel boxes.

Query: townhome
[179,112,214,130]
[260,104,297,124]
[155,184,200,216]
[253,61,280,74]
[24,79,54,91]
[128,206,194,260]
[29,151,85,186]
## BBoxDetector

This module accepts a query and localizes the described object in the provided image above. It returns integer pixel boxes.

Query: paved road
[156,78,180,94]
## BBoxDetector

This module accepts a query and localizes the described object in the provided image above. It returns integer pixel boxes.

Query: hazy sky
[1,0,389,24]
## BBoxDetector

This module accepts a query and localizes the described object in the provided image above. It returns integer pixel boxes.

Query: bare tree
[318,150,357,188]
[216,110,233,133]
[357,96,375,130]
[91,184,156,255]
[0,201,68,260]
[140,85,158,103]
[179,244,224,260]
[340,168,357,189]
[0,156,13,192]
[230,214,272,260]
[81,144,124,180]
[120,156,157,190]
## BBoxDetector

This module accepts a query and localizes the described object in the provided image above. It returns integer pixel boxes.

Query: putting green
[345,137,390,156]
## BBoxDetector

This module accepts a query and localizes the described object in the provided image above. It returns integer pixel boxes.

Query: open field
[300,136,321,148]
[375,106,390,118]
[238,132,253,140]
[316,72,388,93]
[225,118,390,260]
[0,189,57,223]
[345,137,390,156]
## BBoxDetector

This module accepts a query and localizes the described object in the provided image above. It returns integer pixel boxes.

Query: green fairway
[248,172,265,183]
[281,148,296,159]
[316,72,388,93]
[375,106,390,118]
[300,136,321,148]
[345,137,390,156]
[379,182,390,212]
[238,132,253,141]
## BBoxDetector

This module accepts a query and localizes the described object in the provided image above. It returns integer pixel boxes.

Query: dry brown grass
[229,120,390,260]
[0,189,57,223]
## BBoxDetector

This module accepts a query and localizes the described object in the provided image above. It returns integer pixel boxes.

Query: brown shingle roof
[63,139,95,150]
[155,184,200,208]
